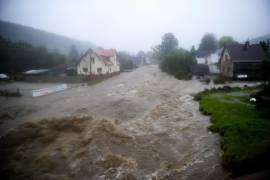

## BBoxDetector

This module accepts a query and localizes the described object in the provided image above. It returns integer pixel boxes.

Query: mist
[0,0,270,53]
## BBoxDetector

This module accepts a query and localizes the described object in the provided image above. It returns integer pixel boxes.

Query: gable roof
[94,49,116,58]
[225,44,265,62]
[78,48,117,66]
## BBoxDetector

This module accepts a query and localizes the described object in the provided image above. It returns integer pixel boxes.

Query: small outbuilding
[190,64,210,76]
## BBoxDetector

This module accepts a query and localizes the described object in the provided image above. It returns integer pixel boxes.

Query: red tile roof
[94,49,116,57]
[78,48,117,66]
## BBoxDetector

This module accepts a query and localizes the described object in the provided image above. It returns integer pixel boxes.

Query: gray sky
[0,0,270,53]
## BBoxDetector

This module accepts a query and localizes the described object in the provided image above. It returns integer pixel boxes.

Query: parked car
[0,73,9,80]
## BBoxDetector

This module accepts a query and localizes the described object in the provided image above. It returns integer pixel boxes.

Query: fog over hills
[0,20,95,55]
[250,34,270,44]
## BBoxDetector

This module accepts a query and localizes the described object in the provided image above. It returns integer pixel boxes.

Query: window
[97,68,102,73]
[83,68,88,73]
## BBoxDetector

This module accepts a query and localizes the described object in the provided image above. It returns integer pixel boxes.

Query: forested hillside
[0,36,66,74]
[0,20,95,55]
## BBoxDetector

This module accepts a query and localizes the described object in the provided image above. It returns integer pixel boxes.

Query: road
[0,65,231,179]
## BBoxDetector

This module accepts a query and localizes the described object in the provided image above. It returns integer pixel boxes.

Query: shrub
[213,75,226,84]
[254,87,270,118]
[204,77,211,84]
[174,70,191,80]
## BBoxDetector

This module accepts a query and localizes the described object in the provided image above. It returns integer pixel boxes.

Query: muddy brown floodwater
[1,65,257,179]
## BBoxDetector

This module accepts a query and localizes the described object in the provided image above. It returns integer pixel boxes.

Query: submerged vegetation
[196,87,270,176]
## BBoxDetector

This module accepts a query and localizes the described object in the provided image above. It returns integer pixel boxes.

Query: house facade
[219,44,265,79]
[196,49,221,74]
[77,49,120,76]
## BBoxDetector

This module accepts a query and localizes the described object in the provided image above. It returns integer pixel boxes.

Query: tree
[190,45,196,58]
[218,36,238,48]
[198,33,217,53]
[152,33,196,79]
[0,36,66,74]
[68,44,79,66]
[159,48,196,79]
[260,40,270,87]
[152,45,162,61]
[160,33,178,56]
[152,33,178,61]
[136,51,146,65]
[117,52,135,71]
[145,51,157,64]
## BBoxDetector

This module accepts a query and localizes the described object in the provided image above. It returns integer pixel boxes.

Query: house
[219,43,265,79]
[77,48,120,76]
[190,64,210,77]
[196,49,221,74]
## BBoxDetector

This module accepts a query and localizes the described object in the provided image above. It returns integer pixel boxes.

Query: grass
[197,87,270,176]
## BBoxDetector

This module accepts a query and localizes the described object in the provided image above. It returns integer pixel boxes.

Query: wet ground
[0,65,258,179]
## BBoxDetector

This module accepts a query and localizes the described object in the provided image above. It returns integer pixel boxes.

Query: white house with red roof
[77,48,120,75]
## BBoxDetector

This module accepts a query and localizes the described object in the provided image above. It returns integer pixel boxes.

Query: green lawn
[197,88,270,175]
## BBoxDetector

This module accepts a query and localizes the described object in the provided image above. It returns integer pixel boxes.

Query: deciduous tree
[198,33,217,53]
[218,36,238,48]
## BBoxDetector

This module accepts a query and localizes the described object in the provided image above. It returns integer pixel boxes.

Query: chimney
[243,40,250,51]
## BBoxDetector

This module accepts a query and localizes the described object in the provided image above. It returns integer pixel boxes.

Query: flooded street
[0,65,230,179]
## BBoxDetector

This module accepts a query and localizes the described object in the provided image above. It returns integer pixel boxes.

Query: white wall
[196,50,221,74]
[77,51,120,75]
[77,54,90,75]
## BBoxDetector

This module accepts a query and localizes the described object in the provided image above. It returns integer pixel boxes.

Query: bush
[206,78,211,84]
[213,75,226,84]
[174,70,191,80]
[254,87,270,118]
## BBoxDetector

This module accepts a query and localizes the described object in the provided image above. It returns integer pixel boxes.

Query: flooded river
[0,65,233,179]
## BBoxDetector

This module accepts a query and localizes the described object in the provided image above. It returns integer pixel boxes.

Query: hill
[0,20,95,55]
[0,37,66,74]
[250,34,270,44]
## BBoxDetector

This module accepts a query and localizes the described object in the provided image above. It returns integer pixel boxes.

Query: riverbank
[196,87,270,176]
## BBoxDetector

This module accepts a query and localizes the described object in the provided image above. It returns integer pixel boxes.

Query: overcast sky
[0,0,270,53]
